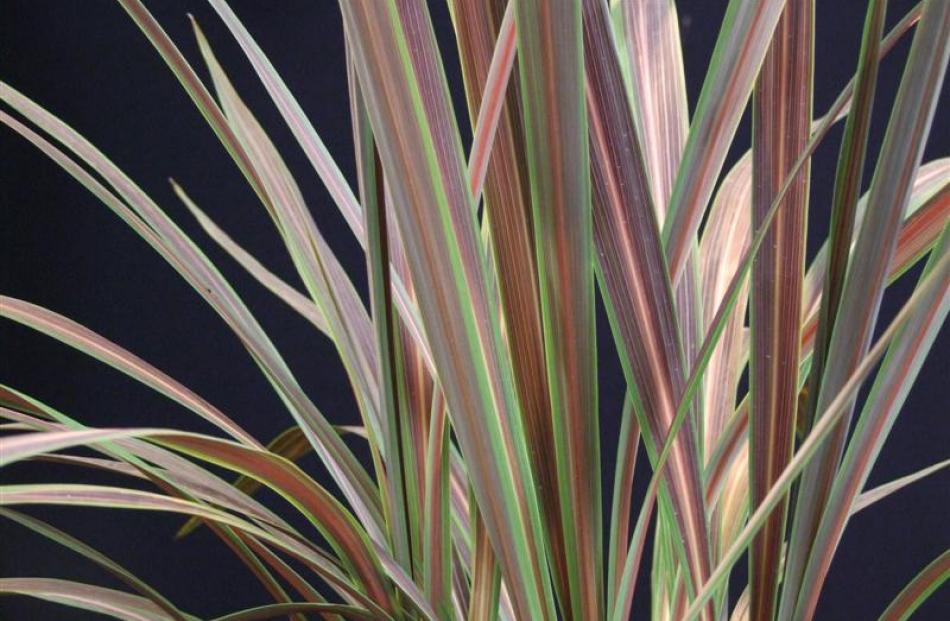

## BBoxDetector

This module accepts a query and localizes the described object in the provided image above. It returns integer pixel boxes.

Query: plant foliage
[2,1,948,619]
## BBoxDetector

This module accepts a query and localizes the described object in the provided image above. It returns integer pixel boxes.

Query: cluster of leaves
[1,0,948,619]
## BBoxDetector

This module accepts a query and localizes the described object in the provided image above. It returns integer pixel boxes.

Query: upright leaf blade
[799,0,888,443]
[662,0,788,281]
[584,0,711,600]
[515,1,600,617]
[449,1,569,606]
[793,226,949,620]
[782,3,950,615]
[339,2,554,617]
[747,2,814,619]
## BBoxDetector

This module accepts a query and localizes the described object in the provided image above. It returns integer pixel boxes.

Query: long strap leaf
[878,549,950,621]
[516,1,601,617]
[799,0,889,441]
[662,0,788,281]
[0,577,190,621]
[781,3,950,614]
[0,509,188,621]
[792,225,948,619]
[0,86,384,546]
[340,2,553,617]
[682,250,950,620]
[450,2,572,610]
[584,0,711,600]
[0,296,257,447]
[747,2,814,619]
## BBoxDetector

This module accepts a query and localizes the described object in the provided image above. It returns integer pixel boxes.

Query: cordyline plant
[1,0,948,619]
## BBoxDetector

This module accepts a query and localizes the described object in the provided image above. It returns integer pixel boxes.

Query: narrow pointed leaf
[0,92,384,542]
[663,0,788,281]
[878,549,950,621]
[584,0,711,598]
[449,0,568,607]
[621,0,689,220]
[175,425,310,539]
[800,0,889,447]
[0,296,257,447]
[606,394,640,605]
[792,227,949,620]
[852,458,950,514]
[339,2,554,617]
[0,578,187,621]
[783,4,950,613]
[172,183,327,334]
[191,19,381,442]
[0,509,187,621]
[201,0,363,239]
[682,251,950,619]
[698,155,751,455]
[0,427,165,467]
[210,603,375,621]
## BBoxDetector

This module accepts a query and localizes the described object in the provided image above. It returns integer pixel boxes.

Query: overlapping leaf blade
[339,2,553,617]
[792,226,949,619]
[781,3,950,615]
[448,2,571,610]
[0,578,189,621]
[584,0,711,602]
[663,0,788,281]
[0,85,385,544]
[799,0,889,443]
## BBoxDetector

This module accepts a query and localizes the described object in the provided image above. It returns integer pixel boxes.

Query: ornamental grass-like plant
[1,0,948,619]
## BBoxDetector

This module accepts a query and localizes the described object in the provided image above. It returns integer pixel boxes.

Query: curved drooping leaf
[0,577,194,621]
[0,88,384,543]
[877,549,950,621]
[0,510,188,621]
[0,296,258,447]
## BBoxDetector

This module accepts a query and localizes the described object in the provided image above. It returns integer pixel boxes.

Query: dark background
[1,1,947,619]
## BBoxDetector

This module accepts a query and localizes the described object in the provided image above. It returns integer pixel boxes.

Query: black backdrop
[2,1,947,619]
